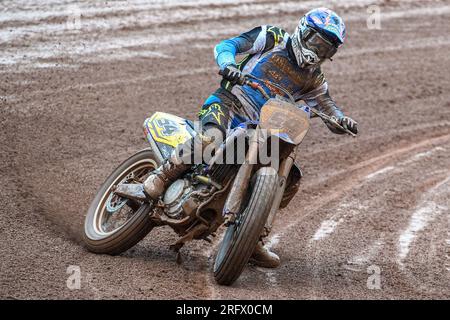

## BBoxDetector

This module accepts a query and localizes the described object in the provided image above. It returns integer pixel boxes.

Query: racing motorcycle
[83,74,355,285]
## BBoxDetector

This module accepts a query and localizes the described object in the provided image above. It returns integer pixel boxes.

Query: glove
[338,116,358,135]
[331,116,358,135]
[221,64,245,85]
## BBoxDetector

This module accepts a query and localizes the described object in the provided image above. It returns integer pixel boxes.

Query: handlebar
[309,108,357,137]
[218,69,356,137]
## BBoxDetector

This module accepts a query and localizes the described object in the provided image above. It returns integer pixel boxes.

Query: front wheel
[83,149,160,255]
[214,167,278,285]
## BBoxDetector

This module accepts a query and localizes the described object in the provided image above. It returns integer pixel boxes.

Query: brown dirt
[1,0,449,299]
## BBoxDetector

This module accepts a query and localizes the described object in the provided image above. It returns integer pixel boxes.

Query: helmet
[291,8,346,68]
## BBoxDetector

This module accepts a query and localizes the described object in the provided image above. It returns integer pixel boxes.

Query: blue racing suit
[198,25,346,134]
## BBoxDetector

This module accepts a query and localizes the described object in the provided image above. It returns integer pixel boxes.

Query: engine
[162,178,207,219]
[162,164,238,220]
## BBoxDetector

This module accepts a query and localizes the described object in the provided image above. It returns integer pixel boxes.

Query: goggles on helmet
[301,27,338,59]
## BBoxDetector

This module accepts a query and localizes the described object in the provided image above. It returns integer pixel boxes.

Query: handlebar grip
[329,119,357,137]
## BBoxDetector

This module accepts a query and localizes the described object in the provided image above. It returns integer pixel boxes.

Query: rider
[143,8,358,268]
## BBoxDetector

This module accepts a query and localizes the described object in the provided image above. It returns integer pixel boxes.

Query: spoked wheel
[83,149,160,255]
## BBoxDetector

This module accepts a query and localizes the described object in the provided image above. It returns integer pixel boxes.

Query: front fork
[263,151,295,236]
[222,128,296,236]
[222,128,259,217]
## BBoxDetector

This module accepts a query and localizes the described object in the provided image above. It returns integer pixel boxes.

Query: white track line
[364,146,446,181]
[397,176,450,269]
[311,218,343,242]
[365,166,395,180]
[310,200,368,242]
[400,146,446,166]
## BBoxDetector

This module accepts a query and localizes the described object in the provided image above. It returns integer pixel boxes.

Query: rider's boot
[114,151,190,201]
[143,131,219,199]
[143,151,191,199]
[249,228,280,268]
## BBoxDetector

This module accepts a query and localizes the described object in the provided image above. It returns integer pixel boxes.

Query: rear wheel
[214,167,278,285]
[83,149,160,255]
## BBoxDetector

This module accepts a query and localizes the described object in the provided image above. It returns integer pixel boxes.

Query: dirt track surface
[1,0,450,299]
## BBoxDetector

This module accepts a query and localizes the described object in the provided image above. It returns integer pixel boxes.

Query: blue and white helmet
[291,8,346,68]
